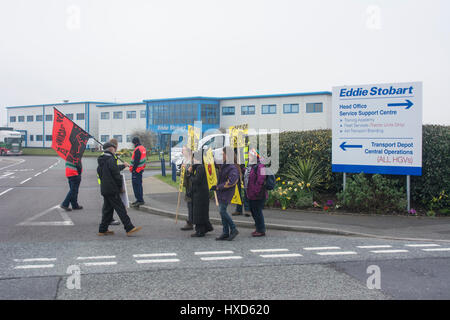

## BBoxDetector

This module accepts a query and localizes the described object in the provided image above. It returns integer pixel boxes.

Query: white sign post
[332,82,423,211]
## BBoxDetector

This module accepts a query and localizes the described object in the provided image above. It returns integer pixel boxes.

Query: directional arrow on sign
[340,142,363,151]
[387,99,413,109]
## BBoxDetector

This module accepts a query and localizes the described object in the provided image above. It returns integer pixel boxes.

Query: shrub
[281,158,322,190]
[337,173,406,213]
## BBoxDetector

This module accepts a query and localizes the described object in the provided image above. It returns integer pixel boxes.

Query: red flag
[51,108,90,164]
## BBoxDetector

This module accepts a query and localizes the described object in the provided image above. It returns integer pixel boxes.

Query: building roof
[6,101,113,109]
[96,102,146,108]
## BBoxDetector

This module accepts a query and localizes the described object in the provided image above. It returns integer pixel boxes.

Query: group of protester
[180,146,267,241]
[59,137,268,241]
[59,137,146,237]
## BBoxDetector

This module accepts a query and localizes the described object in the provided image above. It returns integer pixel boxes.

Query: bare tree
[130,129,157,155]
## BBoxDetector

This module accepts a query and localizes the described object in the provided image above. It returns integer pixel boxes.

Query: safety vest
[130,145,146,173]
[244,145,249,167]
[65,161,80,177]
[97,153,120,185]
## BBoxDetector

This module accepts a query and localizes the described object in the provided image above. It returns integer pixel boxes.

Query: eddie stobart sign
[332,82,422,176]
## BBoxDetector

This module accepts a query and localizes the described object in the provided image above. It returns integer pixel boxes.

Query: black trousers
[99,194,134,233]
[195,221,213,235]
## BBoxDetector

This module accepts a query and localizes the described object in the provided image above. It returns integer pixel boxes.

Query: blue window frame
[66,113,74,120]
[140,110,146,118]
[201,104,220,124]
[241,105,255,115]
[126,135,131,142]
[36,135,43,141]
[126,111,136,119]
[45,135,52,141]
[222,106,235,116]
[100,135,109,142]
[30,135,34,142]
[113,111,123,119]
[36,115,43,121]
[45,114,52,121]
[113,135,122,142]
[283,104,299,114]
[27,115,34,122]
[76,113,85,120]
[101,112,110,120]
[262,105,276,114]
[18,116,25,122]
[306,103,323,113]
[10,116,16,123]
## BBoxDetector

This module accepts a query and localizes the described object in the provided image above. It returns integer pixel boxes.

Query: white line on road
[316,251,358,256]
[370,250,409,254]
[303,247,341,251]
[250,249,290,253]
[195,251,234,255]
[42,169,48,173]
[77,256,116,260]
[133,253,177,258]
[14,264,55,269]
[260,253,303,258]
[136,259,180,264]
[422,248,450,252]
[357,245,393,249]
[0,158,25,170]
[405,244,440,248]
[20,178,32,184]
[200,256,242,261]
[0,188,13,197]
[13,258,57,262]
[34,172,42,177]
[83,262,117,266]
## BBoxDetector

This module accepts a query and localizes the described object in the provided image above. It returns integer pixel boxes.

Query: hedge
[276,125,450,210]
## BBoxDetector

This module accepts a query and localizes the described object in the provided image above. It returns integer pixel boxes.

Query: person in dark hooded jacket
[97,142,142,236]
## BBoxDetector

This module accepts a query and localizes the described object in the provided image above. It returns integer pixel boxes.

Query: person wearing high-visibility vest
[60,160,83,211]
[129,137,146,207]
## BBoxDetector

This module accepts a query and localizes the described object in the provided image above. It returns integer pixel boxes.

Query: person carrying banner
[129,137,146,207]
[210,147,239,241]
[97,142,142,236]
[190,150,213,237]
[180,146,194,231]
[245,149,267,237]
[60,160,83,211]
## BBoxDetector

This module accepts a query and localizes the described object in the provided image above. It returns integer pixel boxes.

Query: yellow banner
[188,125,200,151]
[203,148,217,189]
[179,165,186,192]
[229,124,248,148]
[231,185,242,205]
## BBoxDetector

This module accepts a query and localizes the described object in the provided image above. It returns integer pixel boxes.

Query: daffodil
[307,183,311,188]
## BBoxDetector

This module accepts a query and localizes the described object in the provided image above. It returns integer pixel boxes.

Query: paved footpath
[139,176,450,242]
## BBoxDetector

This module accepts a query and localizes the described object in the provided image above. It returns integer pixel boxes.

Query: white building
[97,102,147,150]
[6,101,111,148]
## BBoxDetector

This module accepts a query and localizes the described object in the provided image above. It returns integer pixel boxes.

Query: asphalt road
[0,156,449,300]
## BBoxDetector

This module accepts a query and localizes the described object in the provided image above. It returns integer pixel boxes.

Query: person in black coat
[97,142,142,236]
[190,151,213,237]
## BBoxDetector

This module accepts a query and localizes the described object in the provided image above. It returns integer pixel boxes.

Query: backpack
[263,166,276,190]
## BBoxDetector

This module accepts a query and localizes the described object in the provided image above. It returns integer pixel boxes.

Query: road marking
[200,256,242,261]
[250,249,290,253]
[14,264,55,269]
[195,251,234,255]
[133,253,177,258]
[42,169,48,173]
[77,256,116,260]
[303,247,341,251]
[34,172,42,177]
[136,259,180,264]
[370,250,409,254]
[422,248,450,252]
[0,158,25,170]
[357,245,393,249]
[20,178,32,184]
[260,253,302,258]
[83,262,117,266]
[405,244,440,248]
[1,172,14,177]
[316,251,358,256]
[0,188,13,197]
[14,258,57,262]
[17,205,74,226]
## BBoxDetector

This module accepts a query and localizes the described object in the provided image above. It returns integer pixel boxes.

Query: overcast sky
[1,0,449,125]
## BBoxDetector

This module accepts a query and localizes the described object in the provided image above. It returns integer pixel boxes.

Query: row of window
[10,113,84,123]
[100,135,134,143]
[28,135,52,142]
[101,110,146,120]
[222,103,323,116]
